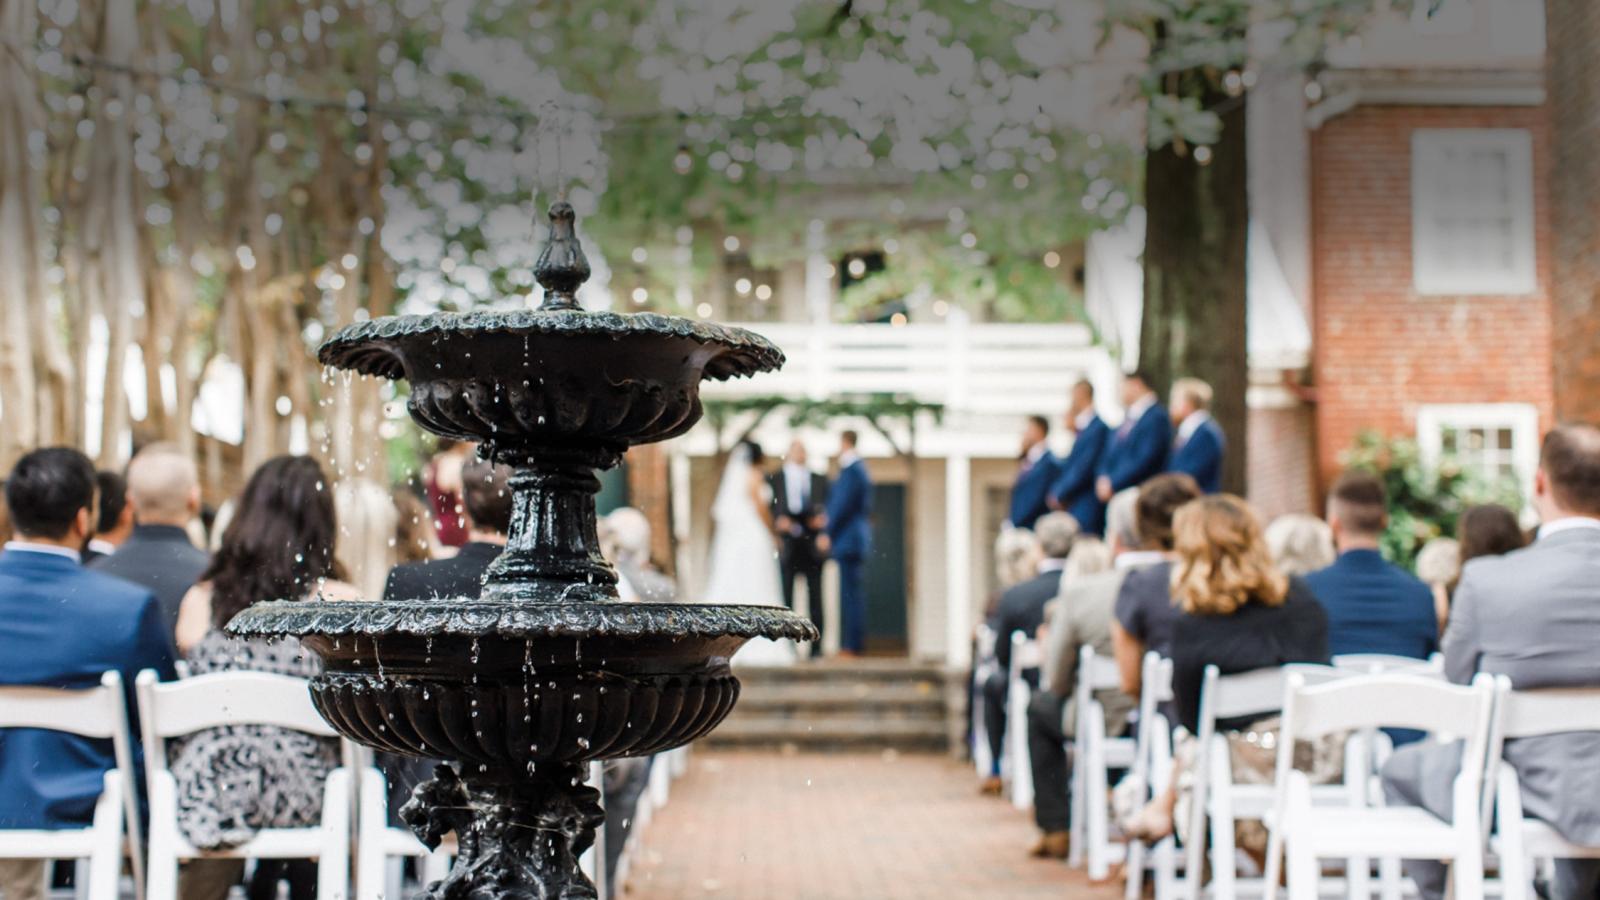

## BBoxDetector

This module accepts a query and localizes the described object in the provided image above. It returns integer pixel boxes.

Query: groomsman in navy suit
[1096,369,1173,503]
[1048,379,1111,535]
[1166,377,1226,493]
[1007,416,1060,530]
[825,431,873,657]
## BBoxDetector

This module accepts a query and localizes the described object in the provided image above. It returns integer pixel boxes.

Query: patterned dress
[170,630,340,850]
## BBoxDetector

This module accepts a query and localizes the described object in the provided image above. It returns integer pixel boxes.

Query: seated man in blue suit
[1166,377,1225,493]
[1096,369,1173,504]
[825,431,873,657]
[1007,415,1060,531]
[0,448,177,900]
[1048,379,1110,535]
[1302,470,1438,662]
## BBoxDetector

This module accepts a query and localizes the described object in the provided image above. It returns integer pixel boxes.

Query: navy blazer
[1007,450,1061,530]
[1303,549,1439,660]
[1168,416,1225,494]
[0,549,177,829]
[825,459,873,561]
[1049,416,1110,535]
[1099,402,1173,494]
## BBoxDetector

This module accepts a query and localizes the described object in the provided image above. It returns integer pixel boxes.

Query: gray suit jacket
[89,524,208,641]
[1042,567,1138,739]
[1445,525,1600,844]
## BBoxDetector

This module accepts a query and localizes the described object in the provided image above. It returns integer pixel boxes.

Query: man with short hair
[83,470,133,562]
[1009,415,1060,530]
[1384,425,1600,900]
[1049,380,1111,536]
[1303,471,1438,661]
[980,512,1079,796]
[1109,472,1202,697]
[1166,377,1225,493]
[1024,487,1154,857]
[1096,370,1173,504]
[771,438,830,650]
[826,430,873,657]
[0,448,177,900]
[91,444,209,638]
[386,458,513,602]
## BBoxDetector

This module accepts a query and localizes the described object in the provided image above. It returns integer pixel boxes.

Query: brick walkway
[623,751,1122,899]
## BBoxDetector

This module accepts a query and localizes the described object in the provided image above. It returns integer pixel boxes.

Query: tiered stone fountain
[230,202,817,899]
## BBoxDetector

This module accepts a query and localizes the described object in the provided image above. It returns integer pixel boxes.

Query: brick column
[1548,0,1600,423]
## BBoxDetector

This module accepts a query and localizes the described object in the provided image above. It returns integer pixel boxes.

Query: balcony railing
[703,318,1120,420]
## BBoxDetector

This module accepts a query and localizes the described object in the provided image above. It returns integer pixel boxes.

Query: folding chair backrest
[1332,653,1441,675]
[1078,646,1123,693]
[1011,632,1042,673]
[975,624,997,662]
[0,673,126,738]
[1198,664,1341,732]
[1496,685,1600,739]
[136,669,334,775]
[1284,672,1493,741]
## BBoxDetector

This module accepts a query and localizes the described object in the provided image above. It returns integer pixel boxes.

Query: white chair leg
[1126,836,1148,900]
[1287,843,1319,900]
[1347,856,1371,900]
[1377,857,1403,900]
[1069,738,1088,868]
[1087,718,1112,880]
[385,858,404,900]
[1209,800,1237,900]
[320,769,352,900]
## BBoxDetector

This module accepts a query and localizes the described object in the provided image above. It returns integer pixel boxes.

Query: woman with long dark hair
[170,456,358,900]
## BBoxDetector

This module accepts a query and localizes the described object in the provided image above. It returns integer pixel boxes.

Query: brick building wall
[1546,0,1600,424]
[1247,402,1318,520]
[1310,104,1555,484]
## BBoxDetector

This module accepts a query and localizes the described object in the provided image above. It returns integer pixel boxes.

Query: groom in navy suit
[825,431,873,657]
[1096,369,1173,504]
[1007,416,1060,530]
[1166,377,1225,493]
[1048,379,1111,535]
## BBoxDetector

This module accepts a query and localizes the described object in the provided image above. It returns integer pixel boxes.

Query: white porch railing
[703,318,1121,420]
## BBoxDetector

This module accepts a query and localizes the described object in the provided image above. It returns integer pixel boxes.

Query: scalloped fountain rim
[317,309,785,383]
[229,598,821,641]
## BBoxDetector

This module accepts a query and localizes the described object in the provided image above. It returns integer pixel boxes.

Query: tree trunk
[1545,0,1600,423]
[0,0,45,467]
[1139,87,1249,495]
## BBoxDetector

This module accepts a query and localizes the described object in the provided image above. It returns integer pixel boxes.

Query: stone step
[731,660,951,687]
[701,714,949,752]
[726,682,946,718]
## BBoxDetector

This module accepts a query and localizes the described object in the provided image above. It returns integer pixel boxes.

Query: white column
[804,218,830,324]
[945,453,973,668]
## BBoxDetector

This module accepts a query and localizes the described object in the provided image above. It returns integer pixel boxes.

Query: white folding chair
[1262,672,1497,900]
[972,623,999,779]
[351,745,453,900]
[1183,664,1355,900]
[1124,653,1186,900]
[136,669,352,900]
[0,672,142,900]
[1331,653,1443,676]
[1485,679,1600,900]
[1067,645,1136,880]
[1007,631,1042,810]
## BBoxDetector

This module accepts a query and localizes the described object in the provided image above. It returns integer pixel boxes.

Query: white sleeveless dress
[702,449,797,667]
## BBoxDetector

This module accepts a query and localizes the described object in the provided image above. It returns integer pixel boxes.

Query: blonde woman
[1125,495,1331,851]
[1263,513,1336,577]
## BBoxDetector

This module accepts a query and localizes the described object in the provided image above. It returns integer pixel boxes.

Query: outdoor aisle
[625,750,1122,899]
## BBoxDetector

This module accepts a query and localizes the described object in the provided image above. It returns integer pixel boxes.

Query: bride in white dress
[702,441,797,666]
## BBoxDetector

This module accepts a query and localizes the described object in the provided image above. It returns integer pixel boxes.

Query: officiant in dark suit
[771,439,830,656]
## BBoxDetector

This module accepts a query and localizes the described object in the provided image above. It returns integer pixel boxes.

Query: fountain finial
[534,201,591,311]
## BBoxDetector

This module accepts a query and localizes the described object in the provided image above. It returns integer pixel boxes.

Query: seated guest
[1414,537,1460,635]
[607,507,677,604]
[83,469,133,562]
[979,513,1078,795]
[1126,495,1330,852]
[1025,488,1151,858]
[0,449,177,900]
[92,444,209,639]
[1385,425,1600,900]
[1166,378,1225,493]
[385,458,511,602]
[1008,415,1061,530]
[1303,471,1438,659]
[1439,503,1526,631]
[1049,379,1110,535]
[1096,369,1172,504]
[1110,473,1202,696]
[1264,513,1337,577]
[170,456,358,900]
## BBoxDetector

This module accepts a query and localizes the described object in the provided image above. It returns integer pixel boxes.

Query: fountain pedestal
[230,202,815,898]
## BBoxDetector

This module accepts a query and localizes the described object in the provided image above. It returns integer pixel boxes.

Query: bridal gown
[702,449,798,666]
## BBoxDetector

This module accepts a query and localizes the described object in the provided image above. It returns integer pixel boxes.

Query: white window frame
[1411,128,1537,296]
[1416,402,1539,497]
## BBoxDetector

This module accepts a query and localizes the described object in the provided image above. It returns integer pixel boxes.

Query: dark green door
[863,483,908,654]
